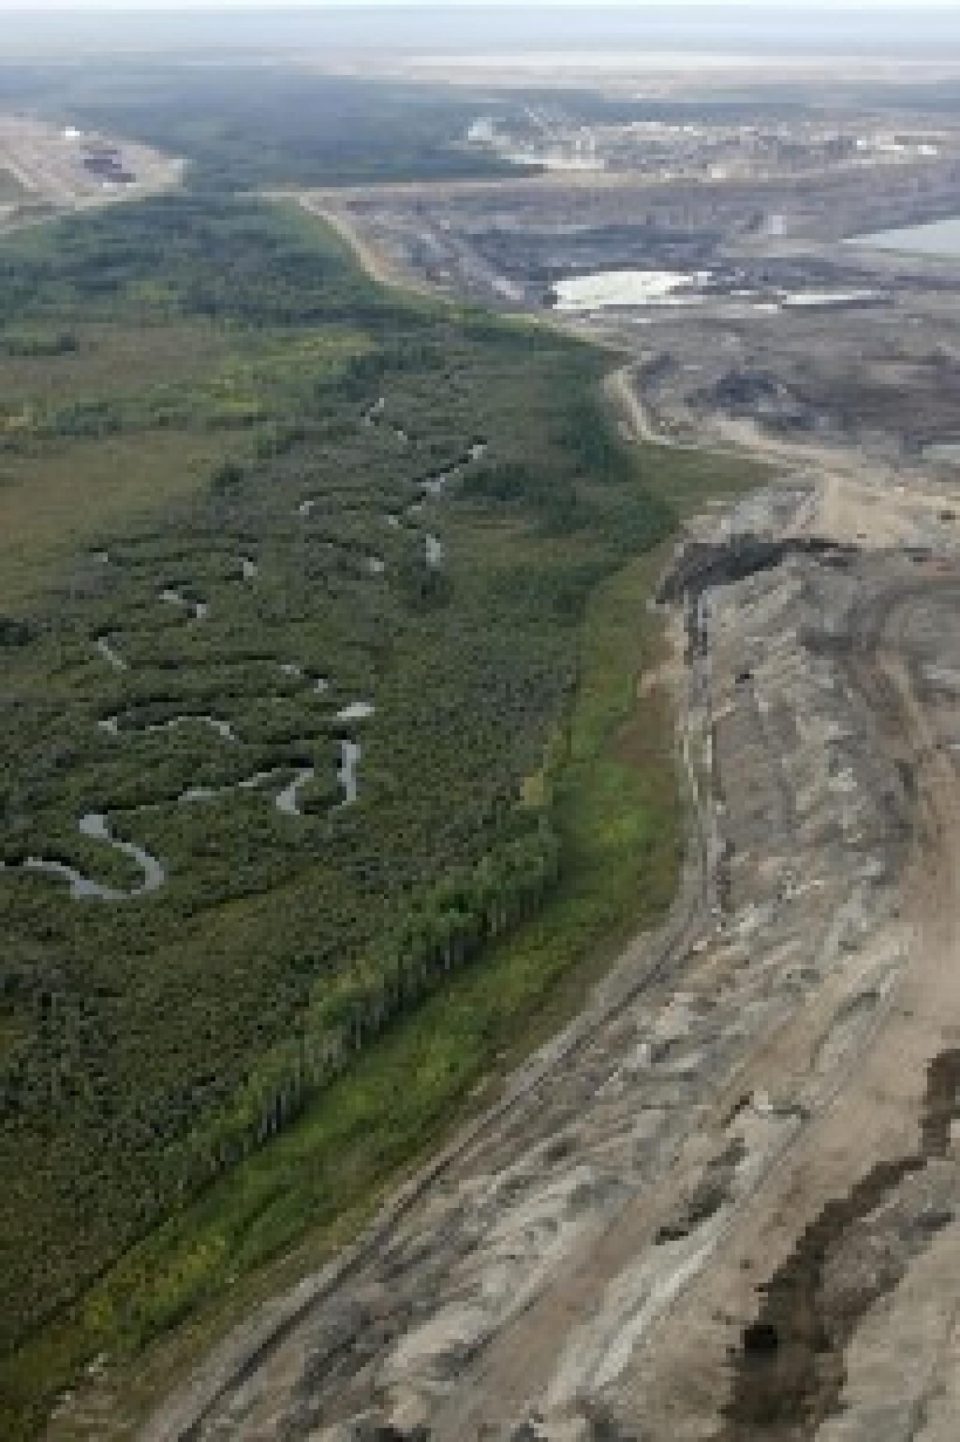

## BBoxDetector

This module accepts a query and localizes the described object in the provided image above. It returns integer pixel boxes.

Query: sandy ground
[621,576,960,1441]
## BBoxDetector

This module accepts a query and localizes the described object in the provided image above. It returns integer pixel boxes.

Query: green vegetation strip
[8,541,680,1440]
[0,190,754,1439]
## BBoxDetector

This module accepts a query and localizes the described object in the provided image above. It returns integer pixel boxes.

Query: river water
[4,812,166,900]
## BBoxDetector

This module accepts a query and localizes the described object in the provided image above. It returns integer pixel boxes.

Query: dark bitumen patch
[658,533,856,608]
[719,1049,960,1439]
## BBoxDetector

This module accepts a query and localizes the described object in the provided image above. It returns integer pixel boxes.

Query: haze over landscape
[2,6,960,1442]
[3,4,960,54]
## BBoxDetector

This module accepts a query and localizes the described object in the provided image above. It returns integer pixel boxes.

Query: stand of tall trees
[174,815,560,1196]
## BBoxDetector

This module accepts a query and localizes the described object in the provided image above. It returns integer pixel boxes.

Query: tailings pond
[853,215,960,258]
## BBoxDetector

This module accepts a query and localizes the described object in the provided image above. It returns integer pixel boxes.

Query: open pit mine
[140,65,960,1442]
[138,435,960,1442]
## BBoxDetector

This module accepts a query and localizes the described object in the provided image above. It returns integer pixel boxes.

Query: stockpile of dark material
[658,534,853,606]
[82,145,134,183]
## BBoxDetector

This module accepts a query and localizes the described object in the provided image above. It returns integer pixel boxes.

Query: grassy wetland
[0,190,748,1438]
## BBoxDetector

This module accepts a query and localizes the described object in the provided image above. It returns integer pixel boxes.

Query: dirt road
[603,366,710,455]
[298,194,418,294]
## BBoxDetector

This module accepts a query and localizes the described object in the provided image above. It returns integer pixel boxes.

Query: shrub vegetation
[0,187,751,1438]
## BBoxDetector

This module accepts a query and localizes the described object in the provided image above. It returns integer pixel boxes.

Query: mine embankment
[621,547,960,1442]
[656,532,854,606]
[133,469,960,1442]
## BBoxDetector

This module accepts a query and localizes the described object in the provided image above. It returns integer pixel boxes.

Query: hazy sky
[0,0,955,9]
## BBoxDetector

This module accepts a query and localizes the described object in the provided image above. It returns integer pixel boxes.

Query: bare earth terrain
[136,63,960,1442]
[0,114,182,229]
